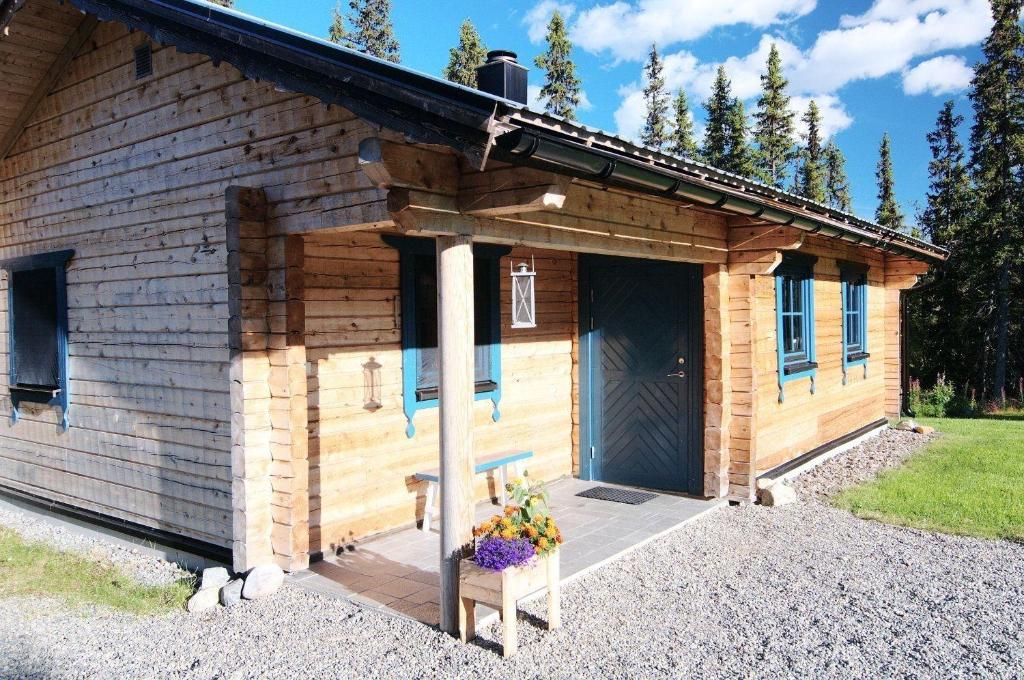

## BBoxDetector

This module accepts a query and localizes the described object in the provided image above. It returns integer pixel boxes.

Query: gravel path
[0,504,190,587]
[3,498,1023,677]
[791,427,939,502]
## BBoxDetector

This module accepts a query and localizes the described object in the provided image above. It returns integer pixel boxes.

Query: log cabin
[0,0,945,622]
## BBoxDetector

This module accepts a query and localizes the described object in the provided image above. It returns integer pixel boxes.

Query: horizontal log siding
[0,19,382,547]
[306,232,575,552]
[753,237,889,475]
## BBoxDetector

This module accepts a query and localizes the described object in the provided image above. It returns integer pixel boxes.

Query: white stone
[894,419,917,431]
[755,477,776,492]
[242,564,284,600]
[220,578,244,607]
[200,566,231,591]
[186,586,220,613]
[760,483,797,507]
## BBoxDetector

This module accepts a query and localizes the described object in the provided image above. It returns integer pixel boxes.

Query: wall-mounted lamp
[363,357,382,411]
[511,257,536,329]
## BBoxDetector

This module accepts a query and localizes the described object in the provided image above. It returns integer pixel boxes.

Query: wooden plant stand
[458,551,561,658]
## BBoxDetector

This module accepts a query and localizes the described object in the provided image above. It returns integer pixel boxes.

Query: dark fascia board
[54,0,508,160]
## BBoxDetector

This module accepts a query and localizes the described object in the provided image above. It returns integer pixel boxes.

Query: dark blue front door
[580,256,703,494]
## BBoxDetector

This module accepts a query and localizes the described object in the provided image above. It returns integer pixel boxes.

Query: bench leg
[502,587,517,658]
[422,481,436,533]
[498,465,508,506]
[459,596,476,643]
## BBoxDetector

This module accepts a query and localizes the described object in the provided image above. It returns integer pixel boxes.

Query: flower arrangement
[471,473,563,571]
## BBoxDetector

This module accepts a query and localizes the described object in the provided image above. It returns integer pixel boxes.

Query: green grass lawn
[834,413,1024,542]
[0,527,194,614]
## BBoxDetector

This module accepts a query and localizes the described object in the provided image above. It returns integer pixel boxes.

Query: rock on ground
[220,579,243,608]
[241,564,284,600]
[200,567,230,591]
[185,587,219,614]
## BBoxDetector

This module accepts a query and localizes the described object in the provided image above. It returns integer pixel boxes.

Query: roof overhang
[0,0,947,265]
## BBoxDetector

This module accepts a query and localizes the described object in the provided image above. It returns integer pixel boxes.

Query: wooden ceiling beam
[0,12,98,162]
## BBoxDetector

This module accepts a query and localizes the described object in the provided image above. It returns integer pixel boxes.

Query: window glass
[411,253,495,394]
[11,267,60,389]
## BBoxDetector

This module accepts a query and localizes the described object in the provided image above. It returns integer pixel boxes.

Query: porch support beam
[458,166,572,216]
[436,234,476,636]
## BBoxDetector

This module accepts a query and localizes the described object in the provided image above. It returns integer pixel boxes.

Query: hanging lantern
[510,257,536,329]
[362,356,382,411]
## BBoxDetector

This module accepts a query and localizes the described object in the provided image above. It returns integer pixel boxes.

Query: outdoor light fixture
[363,356,382,411]
[510,257,536,329]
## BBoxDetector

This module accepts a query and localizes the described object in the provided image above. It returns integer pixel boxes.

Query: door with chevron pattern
[580,255,703,494]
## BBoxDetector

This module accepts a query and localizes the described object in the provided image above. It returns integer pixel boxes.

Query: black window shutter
[11,268,60,388]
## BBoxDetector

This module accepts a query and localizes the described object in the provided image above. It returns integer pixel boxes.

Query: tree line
[224,0,1020,406]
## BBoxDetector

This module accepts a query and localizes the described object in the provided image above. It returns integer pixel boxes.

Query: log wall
[0,18,380,549]
[304,232,575,553]
[751,237,890,477]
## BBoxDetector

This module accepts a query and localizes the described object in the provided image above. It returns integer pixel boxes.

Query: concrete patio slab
[290,477,723,628]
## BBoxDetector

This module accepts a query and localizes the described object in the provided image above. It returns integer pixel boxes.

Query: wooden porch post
[436,234,476,635]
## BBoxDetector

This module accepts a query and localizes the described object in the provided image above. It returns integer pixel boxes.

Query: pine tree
[753,43,796,188]
[823,139,852,212]
[875,133,904,229]
[968,0,1024,403]
[908,100,977,394]
[533,10,582,120]
[640,44,670,150]
[443,19,487,87]
[702,66,733,167]
[723,98,755,177]
[328,0,400,63]
[209,0,234,7]
[669,89,700,160]
[797,100,826,203]
[922,101,972,246]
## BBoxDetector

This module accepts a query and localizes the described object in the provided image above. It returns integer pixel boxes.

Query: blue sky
[234,0,991,227]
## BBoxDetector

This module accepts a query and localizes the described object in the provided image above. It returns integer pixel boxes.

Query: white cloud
[568,0,817,62]
[790,95,853,139]
[901,55,974,95]
[528,84,594,114]
[523,1,576,44]
[611,0,991,140]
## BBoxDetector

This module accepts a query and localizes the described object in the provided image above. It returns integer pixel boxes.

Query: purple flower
[474,536,535,571]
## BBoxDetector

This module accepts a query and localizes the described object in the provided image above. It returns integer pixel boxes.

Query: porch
[291,477,721,626]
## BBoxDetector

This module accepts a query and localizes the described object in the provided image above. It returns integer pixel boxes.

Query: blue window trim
[775,253,817,403]
[2,249,74,431]
[840,262,870,385]
[382,235,510,438]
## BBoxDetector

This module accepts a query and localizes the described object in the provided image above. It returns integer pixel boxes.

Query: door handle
[666,370,686,378]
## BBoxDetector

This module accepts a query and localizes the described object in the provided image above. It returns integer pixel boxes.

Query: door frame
[578,253,705,492]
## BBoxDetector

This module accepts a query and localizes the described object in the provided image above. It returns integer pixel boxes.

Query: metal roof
[0,0,947,262]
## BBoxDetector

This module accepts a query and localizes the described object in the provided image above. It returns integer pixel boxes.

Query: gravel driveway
[3,430,1022,679]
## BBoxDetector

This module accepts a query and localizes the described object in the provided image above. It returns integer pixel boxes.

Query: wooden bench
[414,449,533,533]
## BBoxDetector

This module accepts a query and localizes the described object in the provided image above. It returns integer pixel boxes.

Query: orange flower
[534,545,542,554]
[524,525,538,538]
[504,505,518,516]
[555,533,564,544]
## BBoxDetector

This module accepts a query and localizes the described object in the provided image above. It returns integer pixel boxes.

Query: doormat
[575,486,658,505]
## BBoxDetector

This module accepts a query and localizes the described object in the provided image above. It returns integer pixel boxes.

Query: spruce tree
[875,133,904,229]
[443,19,487,87]
[669,89,700,160]
[328,0,400,63]
[968,0,1024,403]
[640,44,670,150]
[797,100,826,203]
[533,10,582,120]
[723,98,755,177]
[923,101,972,246]
[209,0,234,7]
[702,66,733,167]
[908,100,976,392]
[753,43,796,188]
[823,139,852,212]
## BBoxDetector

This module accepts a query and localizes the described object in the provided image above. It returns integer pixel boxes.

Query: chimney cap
[486,50,519,63]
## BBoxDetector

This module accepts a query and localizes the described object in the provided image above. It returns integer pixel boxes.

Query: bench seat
[415,449,533,533]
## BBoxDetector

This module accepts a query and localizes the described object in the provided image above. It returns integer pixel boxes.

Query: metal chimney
[476,50,528,104]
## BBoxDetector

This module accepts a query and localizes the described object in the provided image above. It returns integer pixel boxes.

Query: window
[840,261,870,382]
[3,250,73,430]
[383,236,510,437]
[775,253,817,401]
